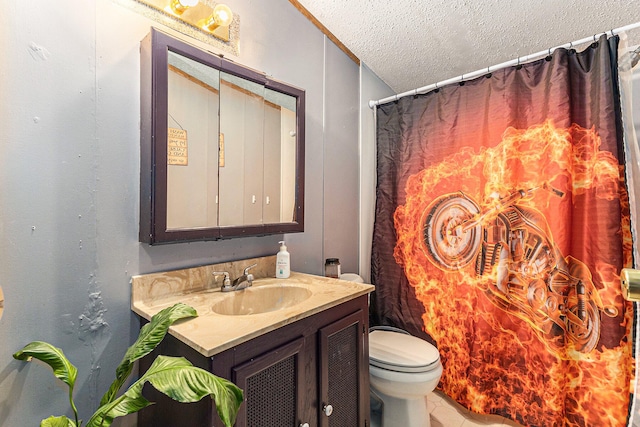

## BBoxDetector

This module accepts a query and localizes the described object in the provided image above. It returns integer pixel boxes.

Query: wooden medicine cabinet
[140,29,305,244]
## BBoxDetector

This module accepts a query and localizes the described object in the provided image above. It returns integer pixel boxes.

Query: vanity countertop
[132,268,374,357]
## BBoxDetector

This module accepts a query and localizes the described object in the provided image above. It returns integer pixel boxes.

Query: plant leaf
[13,341,80,426]
[142,356,243,427]
[40,416,77,427]
[88,356,243,427]
[85,393,152,427]
[99,303,197,405]
[13,341,78,390]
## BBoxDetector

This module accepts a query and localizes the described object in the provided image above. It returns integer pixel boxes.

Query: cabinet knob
[299,424,310,427]
[323,404,334,417]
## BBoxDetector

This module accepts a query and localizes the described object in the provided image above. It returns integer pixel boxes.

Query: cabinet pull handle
[299,423,310,427]
[323,404,334,417]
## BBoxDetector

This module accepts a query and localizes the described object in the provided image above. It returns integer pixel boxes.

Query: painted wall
[322,38,359,274]
[359,64,395,283]
[0,0,380,424]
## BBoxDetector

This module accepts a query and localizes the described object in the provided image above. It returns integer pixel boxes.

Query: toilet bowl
[369,328,442,427]
[338,273,442,427]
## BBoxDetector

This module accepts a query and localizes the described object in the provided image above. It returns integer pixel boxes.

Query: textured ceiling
[296,0,640,94]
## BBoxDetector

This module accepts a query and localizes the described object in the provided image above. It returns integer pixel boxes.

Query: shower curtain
[371,35,636,426]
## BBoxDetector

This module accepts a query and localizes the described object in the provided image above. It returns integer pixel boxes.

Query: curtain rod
[369,21,640,109]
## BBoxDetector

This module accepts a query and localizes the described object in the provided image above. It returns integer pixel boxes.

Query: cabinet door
[318,309,368,427]
[233,337,305,427]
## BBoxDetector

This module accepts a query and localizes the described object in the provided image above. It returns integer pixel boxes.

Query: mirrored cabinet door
[218,71,266,227]
[140,28,305,244]
[264,88,298,225]
[166,51,220,230]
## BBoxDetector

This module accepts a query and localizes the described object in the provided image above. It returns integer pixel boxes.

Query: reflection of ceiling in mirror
[221,72,263,98]
[169,51,220,91]
[265,89,296,112]
[219,72,297,112]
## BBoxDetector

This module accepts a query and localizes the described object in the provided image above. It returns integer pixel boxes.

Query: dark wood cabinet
[233,337,305,426]
[138,295,370,427]
[319,310,368,427]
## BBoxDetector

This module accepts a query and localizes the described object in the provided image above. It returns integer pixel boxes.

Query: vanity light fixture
[136,0,236,42]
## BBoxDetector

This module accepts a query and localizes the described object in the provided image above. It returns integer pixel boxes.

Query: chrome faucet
[212,271,231,291]
[213,263,257,292]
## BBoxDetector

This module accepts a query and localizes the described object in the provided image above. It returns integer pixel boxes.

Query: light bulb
[204,4,233,30]
[213,4,233,26]
[170,0,199,15]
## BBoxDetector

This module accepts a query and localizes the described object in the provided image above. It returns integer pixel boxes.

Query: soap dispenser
[276,240,290,279]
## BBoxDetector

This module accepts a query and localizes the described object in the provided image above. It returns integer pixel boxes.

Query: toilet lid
[369,330,440,373]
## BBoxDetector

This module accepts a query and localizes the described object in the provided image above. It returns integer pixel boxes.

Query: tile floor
[428,391,522,427]
[375,389,640,426]
[430,391,640,426]
[371,390,523,427]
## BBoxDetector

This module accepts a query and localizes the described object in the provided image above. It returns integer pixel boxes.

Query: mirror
[140,29,305,244]
[166,51,220,230]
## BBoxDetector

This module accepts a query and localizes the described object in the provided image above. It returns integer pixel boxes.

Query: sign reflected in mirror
[140,29,305,244]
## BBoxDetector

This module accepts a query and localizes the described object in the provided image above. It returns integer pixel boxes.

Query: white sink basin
[211,284,313,316]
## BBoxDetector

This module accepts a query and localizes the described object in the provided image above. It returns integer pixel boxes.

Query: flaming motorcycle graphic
[422,184,618,354]
[393,122,633,425]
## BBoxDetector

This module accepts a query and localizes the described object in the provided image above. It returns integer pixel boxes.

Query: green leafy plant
[13,303,243,427]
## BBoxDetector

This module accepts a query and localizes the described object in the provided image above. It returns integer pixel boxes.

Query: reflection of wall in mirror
[263,102,296,224]
[241,91,265,226]
[219,79,259,226]
[281,107,296,222]
[218,80,297,227]
[166,66,220,230]
[263,102,282,224]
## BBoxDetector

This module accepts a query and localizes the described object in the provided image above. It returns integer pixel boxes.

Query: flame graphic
[394,121,634,426]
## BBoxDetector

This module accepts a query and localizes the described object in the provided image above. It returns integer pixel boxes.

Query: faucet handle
[213,271,231,288]
[243,263,258,275]
[244,263,257,283]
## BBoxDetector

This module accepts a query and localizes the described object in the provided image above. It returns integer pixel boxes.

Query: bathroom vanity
[132,256,373,427]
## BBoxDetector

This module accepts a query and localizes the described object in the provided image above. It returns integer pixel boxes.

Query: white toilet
[339,273,442,427]
[369,328,442,427]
